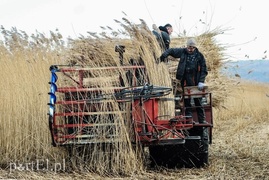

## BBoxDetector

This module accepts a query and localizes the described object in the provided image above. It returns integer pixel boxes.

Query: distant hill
[222,60,269,83]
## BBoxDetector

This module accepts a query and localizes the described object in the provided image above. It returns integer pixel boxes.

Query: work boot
[185,117,192,124]
[199,120,207,124]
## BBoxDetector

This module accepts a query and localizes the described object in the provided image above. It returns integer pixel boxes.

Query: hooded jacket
[158,26,171,50]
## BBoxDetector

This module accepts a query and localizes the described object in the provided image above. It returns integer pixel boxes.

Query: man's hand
[160,55,166,62]
[198,82,205,90]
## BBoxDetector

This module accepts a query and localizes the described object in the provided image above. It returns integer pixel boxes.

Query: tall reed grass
[0,28,67,167]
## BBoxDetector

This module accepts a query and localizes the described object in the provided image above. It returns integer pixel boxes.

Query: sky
[0,0,268,61]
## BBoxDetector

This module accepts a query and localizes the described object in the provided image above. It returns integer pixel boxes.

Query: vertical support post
[78,70,84,88]
[115,45,125,66]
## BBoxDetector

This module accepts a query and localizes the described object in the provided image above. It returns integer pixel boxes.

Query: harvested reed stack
[116,18,175,117]
[63,18,232,174]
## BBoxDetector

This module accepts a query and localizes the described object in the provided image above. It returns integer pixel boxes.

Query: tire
[149,144,184,168]
[183,127,209,168]
[149,127,209,168]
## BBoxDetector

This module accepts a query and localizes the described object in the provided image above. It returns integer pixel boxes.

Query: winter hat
[186,38,197,47]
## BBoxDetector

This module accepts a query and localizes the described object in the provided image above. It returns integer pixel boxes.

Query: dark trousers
[184,97,205,123]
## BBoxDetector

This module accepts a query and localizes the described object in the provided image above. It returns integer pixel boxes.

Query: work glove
[160,55,166,62]
[198,82,205,91]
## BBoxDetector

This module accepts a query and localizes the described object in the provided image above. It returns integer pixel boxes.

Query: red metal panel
[132,99,159,133]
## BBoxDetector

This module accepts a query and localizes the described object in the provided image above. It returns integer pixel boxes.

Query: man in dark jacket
[153,23,173,52]
[160,38,208,123]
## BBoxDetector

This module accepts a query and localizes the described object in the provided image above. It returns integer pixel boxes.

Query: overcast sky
[0,0,268,60]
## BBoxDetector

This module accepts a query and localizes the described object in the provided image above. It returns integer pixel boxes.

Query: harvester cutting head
[47,65,192,145]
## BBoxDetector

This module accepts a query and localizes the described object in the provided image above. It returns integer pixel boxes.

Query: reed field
[0,19,269,179]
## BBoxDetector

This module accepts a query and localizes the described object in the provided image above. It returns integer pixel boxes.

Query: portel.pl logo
[9,159,66,173]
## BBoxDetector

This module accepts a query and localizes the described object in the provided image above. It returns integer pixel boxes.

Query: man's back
[152,23,173,52]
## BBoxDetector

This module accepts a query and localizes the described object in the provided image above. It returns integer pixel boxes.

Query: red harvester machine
[48,45,213,168]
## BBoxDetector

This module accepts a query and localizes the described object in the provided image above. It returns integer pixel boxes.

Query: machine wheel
[149,144,184,168]
[149,127,209,168]
[186,126,209,167]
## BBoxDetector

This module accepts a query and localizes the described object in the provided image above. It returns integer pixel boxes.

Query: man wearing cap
[160,38,208,124]
[153,23,173,51]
